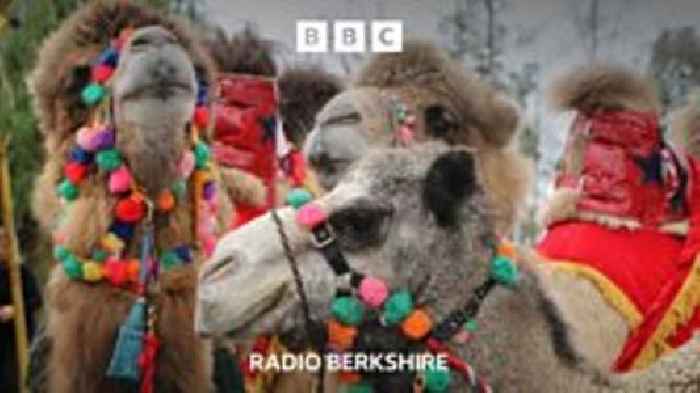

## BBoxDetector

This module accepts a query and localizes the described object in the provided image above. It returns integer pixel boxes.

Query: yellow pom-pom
[101,233,125,253]
[82,261,103,282]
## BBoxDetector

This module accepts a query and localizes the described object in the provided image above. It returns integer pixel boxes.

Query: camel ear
[422,149,477,227]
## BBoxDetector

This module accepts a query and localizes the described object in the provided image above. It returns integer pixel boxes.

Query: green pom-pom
[424,364,451,392]
[171,180,187,199]
[464,319,478,332]
[160,251,182,270]
[96,149,122,171]
[57,179,79,200]
[63,254,83,280]
[53,245,71,261]
[194,142,211,169]
[331,296,365,326]
[286,188,312,209]
[382,290,413,326]
[81,83,106,106]
[91,249,108,263]
[347,382,373,393]
[490,256,519,286]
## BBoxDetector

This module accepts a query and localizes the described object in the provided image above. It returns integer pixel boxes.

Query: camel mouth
[223,282,290,339]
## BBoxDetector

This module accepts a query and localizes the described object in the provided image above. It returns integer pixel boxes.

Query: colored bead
[358,277,389,308]
[91,249,108,263]
[296,203,327,230]
[101,233,125,253]
[96,149,122,171]
[92,64,114,83]
[63,254,83,280]
[194,142,211,169]
[110,221,134,241]
[98,47,119,67]
[57,179,79,201]
[76,126,100,151]
[70,147,92,165]
[464,319,478,332]
[401,309,433,340]
[490,255,519,286]
[173,245,192,263]
[193,106,209,129]
[109,166,132,194]
[327,319,358,351]
[286,188,312,209]
[451,329,471,344]
[53,245,70,261]
[64,162,88,184]
[83,261,103,282]
[177,151,195,178]
[157,190,176,211]
[81,83,105,106]
[424,365,451,392]
[382,291,414,326]
[115,197,145,223]
[330,296,365,326]
[93,128,116,150]
[171,180,187,199]
[347,382,373,393]
[160,251,182,270]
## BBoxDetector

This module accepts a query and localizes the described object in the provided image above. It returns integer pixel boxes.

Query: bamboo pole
[0,135,29,393]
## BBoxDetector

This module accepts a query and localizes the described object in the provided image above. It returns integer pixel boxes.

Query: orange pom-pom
[157,190,176,211]
[401,309,433,340]
[338,371,362,383]
[497,241,517,259]
[327,319,358,351]
[126,259,140,282]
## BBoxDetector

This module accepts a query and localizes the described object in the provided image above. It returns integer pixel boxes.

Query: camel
[196,142,700,392]
[24,2,270,392]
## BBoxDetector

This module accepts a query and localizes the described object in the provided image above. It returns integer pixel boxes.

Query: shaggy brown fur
[548,64,660,114]
[278,67,344,146]
[671,91,700,157]
[356,40,520,148]
[205,27,276,76]
[28,2,232,393]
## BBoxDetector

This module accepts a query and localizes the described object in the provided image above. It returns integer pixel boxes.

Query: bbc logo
[297,20,403,53]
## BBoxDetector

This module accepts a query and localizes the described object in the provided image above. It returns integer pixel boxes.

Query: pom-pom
[94,128,116,150]
[115,197,145,223]
[171,180,187,199]
[490,256,519,287]
[160,251,182,270]
[193,106,210,129]
[76,127,100,151]
[177,151,195,178]
[397,125,414,145]
[57,179,79,201]
[286,188,313,209]
[64,162,88,184]
[382,291,414,326]
[401,309,433,340]
[53,245,70,261]
[331,296,365,326]
[81,83,106,106]
[194,142,211,169]
[296,203,327,230]
[70,147,92,165]
[157,190,176,212]
[96,149,123,171]
[101,233,125,253]
[103,258,129,287]
[92,64,114,83]
[109,166,132,194]
[202,181,216,201]
[497,241,517,259]
[358,277,389,308]
[98,47,119,67]
[424,364,451,392]
[83,261,103,282]
[464,319,478,332]
[338,371,362,383]
[110,221,134,242]
[327,319,358,351]
[126,259,140,283]
[63,254,83,280]
[91,249,108,263]
[173,245,193,263]
[347,382,373,393]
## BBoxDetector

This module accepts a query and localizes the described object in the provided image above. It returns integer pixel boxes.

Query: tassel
[107,298,146,382]
[139,331,160,393]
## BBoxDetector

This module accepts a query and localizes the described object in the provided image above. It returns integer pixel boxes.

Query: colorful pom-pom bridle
[269,194,519,392]
[51,28,219,391]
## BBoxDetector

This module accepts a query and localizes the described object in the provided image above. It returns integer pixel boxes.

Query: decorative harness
[269,188,519,392]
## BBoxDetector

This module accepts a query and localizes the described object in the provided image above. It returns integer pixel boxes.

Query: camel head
[197,143,497,347]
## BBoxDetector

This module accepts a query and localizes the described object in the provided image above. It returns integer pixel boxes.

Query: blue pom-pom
[173,245,193,263]
[110,221,134,241]
[70,147,93,165]
[196,87,208,106]
[98,47,120,67]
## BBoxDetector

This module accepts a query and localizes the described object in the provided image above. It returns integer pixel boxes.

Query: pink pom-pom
[358,277,389,308]
[109,166,132,194]
[178,151,195,178]
[397,126,414,145]
[92,64,114,83]
[76,127,100,151]
[296,203,327,229]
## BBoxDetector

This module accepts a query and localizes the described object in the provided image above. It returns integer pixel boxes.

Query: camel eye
[329,200,393,251]
[425,105,459,141]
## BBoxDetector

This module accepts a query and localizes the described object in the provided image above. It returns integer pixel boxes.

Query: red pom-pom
[115,197,145,223]
[92,64,114,83]
[104,258,129,287]
[64,162,88,184]
[193,106,209,129]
